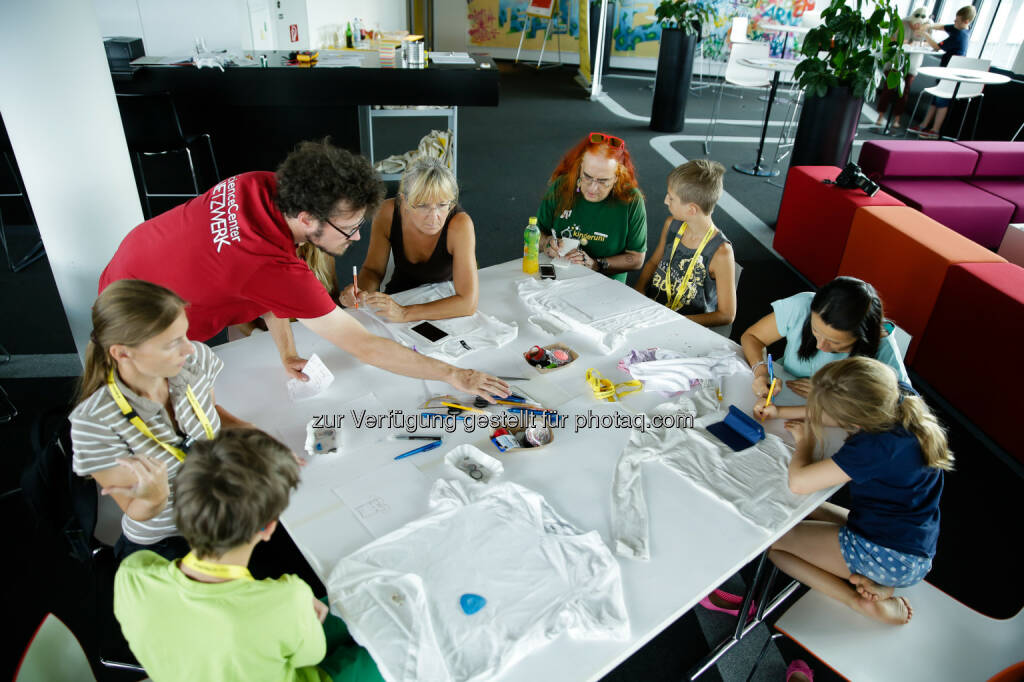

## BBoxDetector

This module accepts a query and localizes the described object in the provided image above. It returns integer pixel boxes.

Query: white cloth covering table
[211,260,836,681]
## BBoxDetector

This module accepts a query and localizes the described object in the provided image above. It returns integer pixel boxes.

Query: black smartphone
[539,263,556,280]
[411,321,448,342]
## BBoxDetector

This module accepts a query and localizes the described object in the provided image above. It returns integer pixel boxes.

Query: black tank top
[384,201,462,295]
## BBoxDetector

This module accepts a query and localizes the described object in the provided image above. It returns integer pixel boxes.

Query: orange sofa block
[838,206,1005,361]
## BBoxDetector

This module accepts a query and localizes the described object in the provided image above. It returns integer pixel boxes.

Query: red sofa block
[911,263,1024,462]
[775,166,904,287]
[837,206,1005,362]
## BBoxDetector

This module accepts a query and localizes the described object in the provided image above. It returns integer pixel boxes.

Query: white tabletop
[212,260,833,681]
[903,43,938,54]
[917,65,1011,84]
[740,56,802,72]
[759,22,812,35]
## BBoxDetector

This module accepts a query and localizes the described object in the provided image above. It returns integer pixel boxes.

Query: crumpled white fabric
[327,479,629,682]
[611,398,803,560]
[620,348,752,394]
[517,277,678,354]
[374,129,454,174]
[370,282,518,362]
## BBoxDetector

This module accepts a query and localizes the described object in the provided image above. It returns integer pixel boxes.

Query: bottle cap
[528,217,537,225]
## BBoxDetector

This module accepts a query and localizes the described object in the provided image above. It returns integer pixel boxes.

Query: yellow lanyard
[180,552,254,581]
[106,368,215,463]
[585,369,642,402]
[662,222,717,312]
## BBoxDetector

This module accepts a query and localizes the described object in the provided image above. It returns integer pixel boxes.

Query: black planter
[650,28,697,133]
[790,85,863,167]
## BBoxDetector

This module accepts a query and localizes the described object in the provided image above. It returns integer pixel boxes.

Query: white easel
[514,0,564,69]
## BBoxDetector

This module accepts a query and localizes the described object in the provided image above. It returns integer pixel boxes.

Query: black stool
[116,92,220,218]
[0,115,44,273]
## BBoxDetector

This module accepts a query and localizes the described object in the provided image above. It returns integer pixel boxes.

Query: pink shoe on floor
[786,659,814,681]
[698,589,757,618]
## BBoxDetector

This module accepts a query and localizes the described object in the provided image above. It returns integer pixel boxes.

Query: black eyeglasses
[323,216,364,239]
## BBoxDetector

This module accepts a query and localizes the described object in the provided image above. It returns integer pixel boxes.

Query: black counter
[112,51,500,182]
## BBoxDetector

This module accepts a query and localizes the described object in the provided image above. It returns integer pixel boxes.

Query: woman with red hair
[536,132,647,282]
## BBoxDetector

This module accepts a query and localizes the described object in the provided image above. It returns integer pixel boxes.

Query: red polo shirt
[100,172,336,341]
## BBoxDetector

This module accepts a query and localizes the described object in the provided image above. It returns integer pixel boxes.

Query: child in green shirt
[114,429,382,682]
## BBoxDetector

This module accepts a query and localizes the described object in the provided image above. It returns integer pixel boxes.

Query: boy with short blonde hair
[114,429,382,682]
[910,5,977,138]
[634,159,737,328]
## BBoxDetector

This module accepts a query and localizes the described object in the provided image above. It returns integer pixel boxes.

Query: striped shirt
[70,342,223,545]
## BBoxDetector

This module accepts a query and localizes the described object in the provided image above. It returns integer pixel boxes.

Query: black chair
[20,419,145,675]
[0,115,45,273]
[115,92,220,218]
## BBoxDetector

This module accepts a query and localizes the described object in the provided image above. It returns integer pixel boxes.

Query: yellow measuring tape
[662,222,717,312]
[106,368,215,462]
[180,551,254,581]
[585,369,642,402]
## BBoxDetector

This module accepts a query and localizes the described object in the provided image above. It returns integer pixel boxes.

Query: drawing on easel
[526,0,556,18]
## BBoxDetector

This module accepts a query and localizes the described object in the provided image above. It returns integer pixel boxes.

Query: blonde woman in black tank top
[340,158,479,323]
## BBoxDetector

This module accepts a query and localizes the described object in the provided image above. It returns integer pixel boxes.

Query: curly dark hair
[274,138,385,220]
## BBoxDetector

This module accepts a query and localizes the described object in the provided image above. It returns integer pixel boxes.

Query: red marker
[352,266,359,309]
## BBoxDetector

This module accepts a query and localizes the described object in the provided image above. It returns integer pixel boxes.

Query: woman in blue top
[741,276,909,421]
[769,357,951,625]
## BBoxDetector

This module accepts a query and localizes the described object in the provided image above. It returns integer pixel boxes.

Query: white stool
[998,223,1024,267]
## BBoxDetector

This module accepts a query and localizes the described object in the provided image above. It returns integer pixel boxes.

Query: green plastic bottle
[345,22,354,48]
[523,217,540,274]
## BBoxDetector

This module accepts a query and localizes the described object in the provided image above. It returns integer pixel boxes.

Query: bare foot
[855,595,913,625]
[849,574,894,602]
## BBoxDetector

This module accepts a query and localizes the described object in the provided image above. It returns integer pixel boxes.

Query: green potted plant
[789,0,908,166]
[650,0,716,132]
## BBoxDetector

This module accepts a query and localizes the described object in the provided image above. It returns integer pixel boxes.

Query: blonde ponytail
[76,280,188,405]
[807,357,953,471]
[897,395,954,470]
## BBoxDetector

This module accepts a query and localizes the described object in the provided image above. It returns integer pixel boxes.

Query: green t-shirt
[114,551,326,682]
[536,179,648,283]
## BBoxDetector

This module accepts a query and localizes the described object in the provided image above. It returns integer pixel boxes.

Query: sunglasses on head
[588,132,625,148]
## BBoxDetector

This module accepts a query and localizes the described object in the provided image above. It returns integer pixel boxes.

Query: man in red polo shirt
[100,139,507,401]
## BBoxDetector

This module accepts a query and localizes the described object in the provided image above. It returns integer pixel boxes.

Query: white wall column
[0,0,143,361]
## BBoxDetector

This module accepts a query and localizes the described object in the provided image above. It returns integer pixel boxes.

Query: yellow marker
[440,401,487,414]
[761,377,778,422]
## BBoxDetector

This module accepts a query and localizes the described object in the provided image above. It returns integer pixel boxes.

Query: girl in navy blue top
[769,357,952,625]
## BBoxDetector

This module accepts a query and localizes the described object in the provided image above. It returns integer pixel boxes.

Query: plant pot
[790,85,863,167]
[650,28,697,133]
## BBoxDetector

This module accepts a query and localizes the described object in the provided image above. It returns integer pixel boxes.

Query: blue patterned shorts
[838,526,932,588]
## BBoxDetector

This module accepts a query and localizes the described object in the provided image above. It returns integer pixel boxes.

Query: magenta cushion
[858,140,979,178]
[969,179,1024,222]
[956,141,1024,176]
[880,178,1015,249]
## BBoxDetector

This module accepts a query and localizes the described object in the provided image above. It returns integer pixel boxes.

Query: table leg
[735,70,781,177]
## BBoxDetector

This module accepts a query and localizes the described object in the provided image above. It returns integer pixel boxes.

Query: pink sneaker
[698,589,758,618]
[786,659,814,681]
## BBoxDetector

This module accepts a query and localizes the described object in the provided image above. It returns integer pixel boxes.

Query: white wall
[305,0,406,49]
[433,0,469,52]
[94,0,248,55]
[0,0,145,361]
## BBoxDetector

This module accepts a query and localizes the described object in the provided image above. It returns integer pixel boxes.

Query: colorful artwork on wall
[467,0,815,61]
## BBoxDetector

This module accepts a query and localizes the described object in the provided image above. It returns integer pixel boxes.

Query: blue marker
[767,353,774,384]
[394,439,443,461]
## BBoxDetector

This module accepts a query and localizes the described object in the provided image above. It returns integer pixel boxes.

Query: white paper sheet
[332,461,434,537]
[287,353,335,401]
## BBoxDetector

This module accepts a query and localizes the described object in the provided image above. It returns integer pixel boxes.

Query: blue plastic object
[460,593,487,615]
[706,405,766,451]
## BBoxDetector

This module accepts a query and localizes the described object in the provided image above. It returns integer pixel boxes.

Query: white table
[914,66,1011,140]
[734,57,802,178]
[211,260,834,681]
